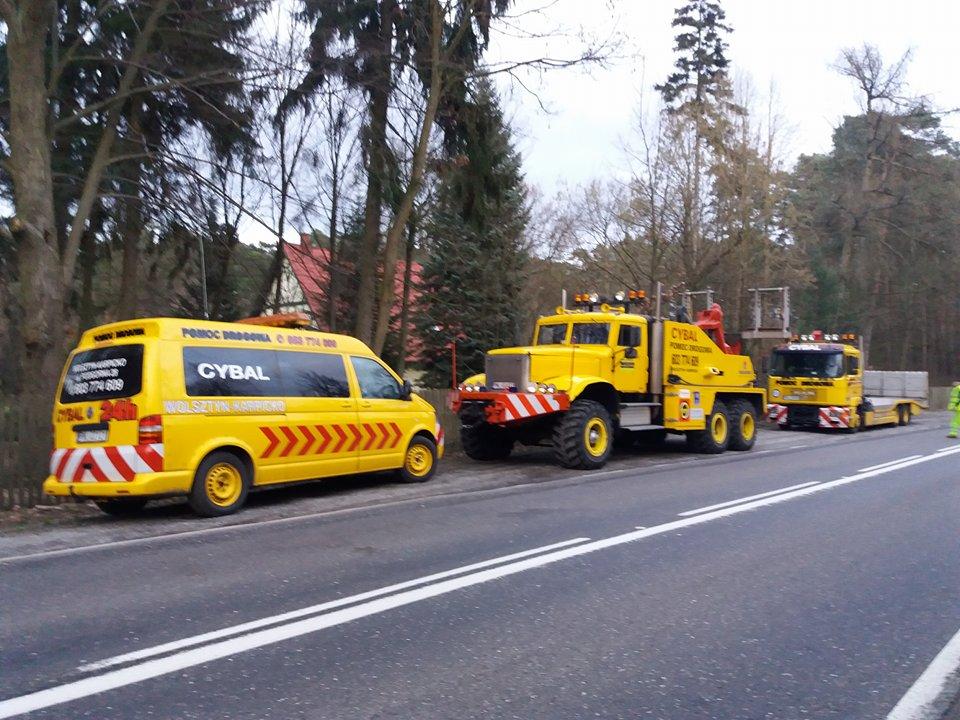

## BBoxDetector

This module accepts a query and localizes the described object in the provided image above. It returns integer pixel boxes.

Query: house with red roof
[267,233,425,361]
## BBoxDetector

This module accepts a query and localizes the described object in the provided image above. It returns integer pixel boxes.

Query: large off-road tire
[396,435,438,483]
[94,498,149,517]
[460,422,514,461]
[686,399,730,454]
[553,399,614,470]
[728,399,758,451]
[188,450,251,517]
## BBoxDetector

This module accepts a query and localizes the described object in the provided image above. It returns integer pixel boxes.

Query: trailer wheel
[460,422,514,461]
[728,400,757,451]
[553,399,613,469]
[898,405,911,426]
[687,399,730,454]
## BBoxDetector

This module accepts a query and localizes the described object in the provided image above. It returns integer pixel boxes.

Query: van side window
[617,324,641,347]
[846,355,860,375]
[278,352,350,398]
[351,357,401,400]
[184,348,282,397]
[184,348,351,398]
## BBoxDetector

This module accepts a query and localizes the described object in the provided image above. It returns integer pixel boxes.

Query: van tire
[95,498,149,516]
[553,399,613,470]
[188,451,251,517]
[397,435,438,483]
[460,422,514,461]
[687,399,730,454]
[728,399,758,451]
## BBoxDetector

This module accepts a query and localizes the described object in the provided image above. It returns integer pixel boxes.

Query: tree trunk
[370,1,441,355]
[396,215,416,374]
[353,0,395,345]
[116,148,143,319]
[327,170,341,332]
[7,2,64,471]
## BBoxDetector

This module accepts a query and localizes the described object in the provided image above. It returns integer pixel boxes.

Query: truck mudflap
[767,403,850,429]
[454,391,570,424]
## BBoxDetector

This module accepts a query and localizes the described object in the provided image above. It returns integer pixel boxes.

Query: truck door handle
[359,401,372,408]
[340,401,352,408]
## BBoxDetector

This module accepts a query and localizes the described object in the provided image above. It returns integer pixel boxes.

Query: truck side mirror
[624,346,638,359]
[400,379,413,401]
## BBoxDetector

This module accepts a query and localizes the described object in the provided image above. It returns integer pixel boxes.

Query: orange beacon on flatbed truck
[44,317,443,517]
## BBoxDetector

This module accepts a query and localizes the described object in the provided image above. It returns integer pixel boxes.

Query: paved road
[3,417,960,719]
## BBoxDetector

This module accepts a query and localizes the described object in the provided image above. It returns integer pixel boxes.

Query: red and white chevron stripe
[818,406,850,428]
[49,444,165,483]
[767,404,788,424]
[435,421,445,452]
[499,393,564,422]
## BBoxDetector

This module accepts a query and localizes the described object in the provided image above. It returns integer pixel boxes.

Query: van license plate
[76,429,108,444]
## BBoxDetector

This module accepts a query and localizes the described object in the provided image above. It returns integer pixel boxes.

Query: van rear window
[183,348,350,398]
[60,345,144,404]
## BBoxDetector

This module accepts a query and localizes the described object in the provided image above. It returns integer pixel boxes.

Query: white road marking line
[4,446,960,719]
[677,482,821,517]
[76,536,591,673]
[859,456,923,473]
[886,624,960,720]
[936,445,958,452]
[0,426,947,566]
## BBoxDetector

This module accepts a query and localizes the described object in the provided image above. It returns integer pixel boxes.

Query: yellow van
[43,317,443,516]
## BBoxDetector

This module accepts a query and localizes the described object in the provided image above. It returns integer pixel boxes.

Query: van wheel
[95,498,149,516]
[397,436,437,483]
[728,400,757,451]
[687,400,730,454]
[189,451,250,517]
[554,399,613,469]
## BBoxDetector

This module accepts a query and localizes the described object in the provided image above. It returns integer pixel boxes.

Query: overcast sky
[247,0,960,244]
[491,0,960,192]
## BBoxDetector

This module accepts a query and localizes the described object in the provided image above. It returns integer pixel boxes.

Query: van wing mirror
[400,379,413,401]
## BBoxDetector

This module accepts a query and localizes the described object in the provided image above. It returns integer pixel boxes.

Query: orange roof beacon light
[237,312,312,329]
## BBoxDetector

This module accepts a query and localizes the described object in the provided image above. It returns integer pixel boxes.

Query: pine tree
[656,0,734,113]
[416,80,528,388]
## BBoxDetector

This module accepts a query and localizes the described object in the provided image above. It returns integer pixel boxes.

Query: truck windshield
[536,324,568,345]
[571,323,610,345]
[770,350,844,378]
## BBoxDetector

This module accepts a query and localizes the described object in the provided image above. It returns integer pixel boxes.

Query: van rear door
[53,343,158,482]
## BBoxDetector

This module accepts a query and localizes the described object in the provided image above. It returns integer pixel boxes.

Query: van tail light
[139,415,163,445]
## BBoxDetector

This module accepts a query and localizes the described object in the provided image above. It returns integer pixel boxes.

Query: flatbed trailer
[766,334,927,431]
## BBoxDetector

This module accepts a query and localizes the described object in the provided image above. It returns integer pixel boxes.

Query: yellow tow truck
[767,331,927,431]
[453,291,766,469]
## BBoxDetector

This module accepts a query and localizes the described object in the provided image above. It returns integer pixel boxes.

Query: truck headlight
[526,384,537,393]
[772,389,780,398]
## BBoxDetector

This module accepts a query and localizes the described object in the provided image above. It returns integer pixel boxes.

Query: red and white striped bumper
[434,421,445,456]
[49,444,165,483]
[767,403,788,424]
[818,406,850,429]
[454,391,570,425]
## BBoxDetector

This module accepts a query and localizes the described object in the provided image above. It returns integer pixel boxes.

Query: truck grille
[485,354,529,391]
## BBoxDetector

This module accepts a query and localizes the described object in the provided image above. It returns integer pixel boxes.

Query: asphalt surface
[2,414,960,719]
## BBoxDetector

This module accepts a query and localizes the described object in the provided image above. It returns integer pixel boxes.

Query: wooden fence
[0,390,462,511]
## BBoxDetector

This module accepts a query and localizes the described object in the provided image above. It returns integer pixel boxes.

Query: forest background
[2,0,957,404]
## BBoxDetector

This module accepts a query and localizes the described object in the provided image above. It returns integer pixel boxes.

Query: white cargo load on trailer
[863,371,929,406]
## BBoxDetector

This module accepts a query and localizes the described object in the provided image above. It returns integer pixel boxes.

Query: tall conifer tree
[416,80,528,387]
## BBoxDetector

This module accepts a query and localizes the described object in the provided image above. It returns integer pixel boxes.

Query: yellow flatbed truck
[767,332,927,431]
[453,292,766,469]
